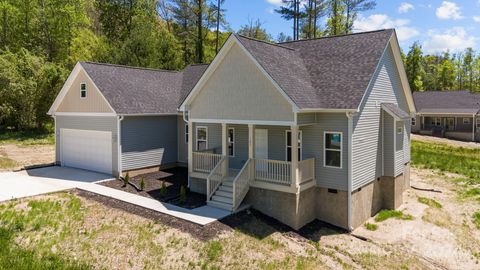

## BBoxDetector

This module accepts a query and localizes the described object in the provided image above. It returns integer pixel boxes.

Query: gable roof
[382,103,410,120]
[235,29,396,110]
[413,91,480,115]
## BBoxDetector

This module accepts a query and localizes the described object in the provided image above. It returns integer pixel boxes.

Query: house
[412,91,480,142]
[47,62,207,176]
[49,29,415,231]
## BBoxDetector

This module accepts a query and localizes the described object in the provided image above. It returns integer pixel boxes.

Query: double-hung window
[80,83,87,98]
[196,127,208,151]
[185,124,189,144]
[411,117,416,126]
[476,118,480,129]
[463,118,471,124]
[228,128,235,157]
[435,118,442,126]
[324,132,342,168]
[286,130,302,161]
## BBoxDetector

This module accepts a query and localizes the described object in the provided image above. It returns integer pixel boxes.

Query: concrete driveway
[0,166,113,202]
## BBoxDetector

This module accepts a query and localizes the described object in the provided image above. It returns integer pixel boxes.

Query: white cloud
[398,2,414,13]
[423,27,475,53]
[436,1,463,20]
[266,0,283,5]
[266,7,275,14]
[353,14,419,42]
[474,16,480,22]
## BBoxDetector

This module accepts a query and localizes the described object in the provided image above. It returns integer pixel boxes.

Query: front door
[255,129,268,159]
[446,118,455,131]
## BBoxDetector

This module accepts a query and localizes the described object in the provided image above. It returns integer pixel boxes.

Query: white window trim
[324,131,343,169]
[435,117,442,126]
[285,130,302,161]
[195,126,208,151]
[463,118,471,124]
[411,117,416,126]
[397,126,403,134]
[185,124,189,144]
[228,127,235,157]
[476,118,480,129]
[80,82,87,99]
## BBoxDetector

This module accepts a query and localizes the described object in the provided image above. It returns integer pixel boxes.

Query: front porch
[415,115,479,142]
[187,122,316,212]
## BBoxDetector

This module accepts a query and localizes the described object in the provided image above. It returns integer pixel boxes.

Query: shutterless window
[286,130,302,162]
[477,118,480,128]
[411,117,416,126]
[324,132,342,168]
[397,126,403,134]
[228,128,235,157]
[80,83,87,98]
[463,118,471,124]
[196,127,207,151]
[185,124,189,144]
[435,118,442,126]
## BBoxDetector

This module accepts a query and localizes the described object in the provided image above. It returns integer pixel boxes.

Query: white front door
[255,129,268,159]
[61,129,113,174]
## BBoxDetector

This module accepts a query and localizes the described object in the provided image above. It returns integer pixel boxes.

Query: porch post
[291,125,299,189]
[248,124,255,180]
[188,120,193,175]
[473,114,476,142]
[222,123,228,177]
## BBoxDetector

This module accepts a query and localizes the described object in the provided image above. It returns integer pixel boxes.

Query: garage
[60,129,113,174]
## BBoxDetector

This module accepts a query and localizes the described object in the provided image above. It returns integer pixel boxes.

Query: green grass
[374,210,413,222]
[205,240,223,261]
[0,129,54,146]
[411,140,480,184]
[473,212,480,229]
[417,197,442,208]
[0,156,18,169]
[364,223,378,231]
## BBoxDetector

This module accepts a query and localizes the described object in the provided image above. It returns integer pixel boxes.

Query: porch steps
[207,179,234,211]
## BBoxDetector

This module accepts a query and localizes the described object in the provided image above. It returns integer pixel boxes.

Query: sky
[222,0,480,54]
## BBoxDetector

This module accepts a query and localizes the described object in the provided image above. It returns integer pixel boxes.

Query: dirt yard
[0,144,54,171]
[412,133,480,149]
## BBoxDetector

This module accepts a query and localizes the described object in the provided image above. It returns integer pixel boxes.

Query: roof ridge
[277,29,392,44]
[235,34,296,51]
[81,61,180,73]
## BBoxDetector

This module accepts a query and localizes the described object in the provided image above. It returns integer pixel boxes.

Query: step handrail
[232,159,253,211]
[206,155,227,201]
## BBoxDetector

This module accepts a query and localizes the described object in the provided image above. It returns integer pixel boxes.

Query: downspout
[346,111,355,231]
[118,115,124,177]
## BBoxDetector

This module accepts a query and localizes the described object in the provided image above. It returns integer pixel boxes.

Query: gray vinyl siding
[297,113,316,125]
[352,46,410,189]
[256,125,289,161]
[302,113,349,190]
[228,125,249,169]
[383,113,394,177]
[177,116,188,163]
[55,115,118,175]
[404,121,411,163]
[121,116,177,171]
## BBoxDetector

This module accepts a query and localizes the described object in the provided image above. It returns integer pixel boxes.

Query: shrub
[123,173,130,187]
[364,223,378,231]
[180,185,186,203]
[160,180,167,196]
[140,177,145,191]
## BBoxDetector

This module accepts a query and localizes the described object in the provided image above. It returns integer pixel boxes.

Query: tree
[277,32,292,42]
[237,19,271,41]
[212,0,226,54]
[301,0,326,39]
[438,51,456,91]
[342,0,376,34]
[276,0,303,40]
[463,48,474,91]
[325,0,346,36]
[405,42,424,92]
[170,0,195,65]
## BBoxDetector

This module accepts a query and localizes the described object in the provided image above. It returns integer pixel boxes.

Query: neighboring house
[49,29,415,231]
[412,91,480,142]
[48,62,207,176]
[180,29,415,230]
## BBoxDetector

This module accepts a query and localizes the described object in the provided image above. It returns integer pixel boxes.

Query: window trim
[80,82,87,99]
[285,130,302,162]
[397,126,403,134]
[476,118,480,129]
[411,117,416,126]
[435,117,442,126]
[228,127,235,157]
[195,126,208,151]
[185,124,189,144]
[323,131,343,169]
[463,118,471,124]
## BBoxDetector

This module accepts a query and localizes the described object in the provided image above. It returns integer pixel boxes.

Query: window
[185,124,189,144]
[463,118,471,124]
[324,132,342,168]
[477,118,480,129]
[435,118,442,126]
[80,83,87,98]
[397,126,403,134]
[228,128,235,157]
[411,117,416,126]
[286,130,302,162]
[196,126,207,151]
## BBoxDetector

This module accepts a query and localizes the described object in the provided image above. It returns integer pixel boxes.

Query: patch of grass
[205,240,223,261]
[473,212,480,229]
[374,210,413,222]
[411,140,480,184]
[417,196,442,208]
[364,223,378,231]
[0,156,18,169]
[0,128,54,146]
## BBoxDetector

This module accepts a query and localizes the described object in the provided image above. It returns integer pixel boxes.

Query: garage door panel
[61,129,112,174]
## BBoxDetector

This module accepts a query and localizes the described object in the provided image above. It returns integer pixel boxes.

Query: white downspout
[118,115,124,177]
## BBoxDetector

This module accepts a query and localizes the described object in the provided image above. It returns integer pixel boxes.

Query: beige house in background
[49,29,415,231]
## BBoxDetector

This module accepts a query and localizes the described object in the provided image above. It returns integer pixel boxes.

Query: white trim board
[190,118,294,126]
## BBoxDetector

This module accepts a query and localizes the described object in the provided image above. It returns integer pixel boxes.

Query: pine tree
[342,0,376,34]
[406,42,424,92]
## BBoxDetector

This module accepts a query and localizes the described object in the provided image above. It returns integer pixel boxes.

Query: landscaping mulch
[99,167,206,209]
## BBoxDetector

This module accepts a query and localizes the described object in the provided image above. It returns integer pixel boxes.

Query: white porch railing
[193,151,222,173]
[232,159,253,210]
[254,158,291,186]
[298,158,315,184]
[206,156,227,201]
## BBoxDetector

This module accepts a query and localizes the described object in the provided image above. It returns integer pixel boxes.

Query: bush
[123,173,130,187]
[160,180,167,196]
[140,177,145,191]
[180,185,186,203]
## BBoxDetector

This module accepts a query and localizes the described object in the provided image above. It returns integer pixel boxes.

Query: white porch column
[188,120,193,175]
[291,125,299,189]
[222,123,228,176]
[248,124,255,180]
[472,114,476,142]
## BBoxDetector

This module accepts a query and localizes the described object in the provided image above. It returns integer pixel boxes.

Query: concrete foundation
[315,187,348,229]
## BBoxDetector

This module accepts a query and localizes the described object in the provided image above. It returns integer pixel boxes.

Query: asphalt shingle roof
[80,62,208,114]
[413,91,480,115]
[236,29,395,109]
[382,103,410,119]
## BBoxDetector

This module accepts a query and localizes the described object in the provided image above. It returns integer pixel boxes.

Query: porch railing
[193,151,222,173]
[298,158,315,184]
[206,156,227,201]
[232,159,253,210]
[254,158,291,186]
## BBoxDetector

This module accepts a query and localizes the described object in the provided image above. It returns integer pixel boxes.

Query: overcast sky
[223,0,480,54]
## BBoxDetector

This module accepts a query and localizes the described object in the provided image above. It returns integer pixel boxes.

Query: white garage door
[61,129,112,174]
